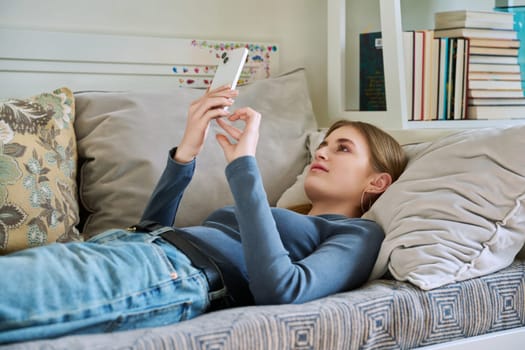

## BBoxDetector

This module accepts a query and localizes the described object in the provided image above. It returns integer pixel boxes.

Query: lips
[310,162,328,172]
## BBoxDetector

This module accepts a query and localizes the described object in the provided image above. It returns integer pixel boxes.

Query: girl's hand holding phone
[175,85,238,163]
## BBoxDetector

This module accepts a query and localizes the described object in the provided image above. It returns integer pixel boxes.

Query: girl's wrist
[173,146,195,164]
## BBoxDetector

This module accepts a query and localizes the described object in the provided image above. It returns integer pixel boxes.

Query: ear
[367,172,392,194]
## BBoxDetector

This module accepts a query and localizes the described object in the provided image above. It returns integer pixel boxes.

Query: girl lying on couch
[0,85,406,344]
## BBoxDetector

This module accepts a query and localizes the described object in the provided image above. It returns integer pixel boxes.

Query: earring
[360,190,373,214]
[360,190,367,214]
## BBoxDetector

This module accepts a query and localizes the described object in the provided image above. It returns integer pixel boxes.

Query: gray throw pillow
[364,125,525,290]
[74,68,317,238]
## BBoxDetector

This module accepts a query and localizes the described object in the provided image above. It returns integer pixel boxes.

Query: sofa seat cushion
[11,259,525,349]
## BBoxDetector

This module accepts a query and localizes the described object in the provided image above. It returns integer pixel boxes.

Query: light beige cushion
[75,68,317,239]
[0,87,81,254]
[364,125,525,290]
[276,130,325,209]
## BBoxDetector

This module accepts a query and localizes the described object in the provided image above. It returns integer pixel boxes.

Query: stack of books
[359,10,525,120]
[434,10,525,120]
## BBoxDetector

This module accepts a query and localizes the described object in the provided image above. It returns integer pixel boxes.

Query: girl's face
[304,125,375,208]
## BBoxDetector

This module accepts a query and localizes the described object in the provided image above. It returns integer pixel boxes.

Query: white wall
[0,0,503,126]
[0,0,329,125]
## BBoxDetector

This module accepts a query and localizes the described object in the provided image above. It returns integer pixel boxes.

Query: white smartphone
[209,47,249,91]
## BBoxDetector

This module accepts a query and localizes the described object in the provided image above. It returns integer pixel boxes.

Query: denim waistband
[128,221,231,310]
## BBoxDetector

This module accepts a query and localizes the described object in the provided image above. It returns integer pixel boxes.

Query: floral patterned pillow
[0,87,81,254]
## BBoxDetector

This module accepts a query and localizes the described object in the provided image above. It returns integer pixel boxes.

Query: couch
[1,68,525,349]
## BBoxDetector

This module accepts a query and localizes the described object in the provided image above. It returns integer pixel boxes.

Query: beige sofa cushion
[365,125,525,290]
[75,68,317,238]
[276,130,325,209]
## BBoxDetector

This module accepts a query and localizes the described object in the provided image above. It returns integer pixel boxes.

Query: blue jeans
[0,228,210,344]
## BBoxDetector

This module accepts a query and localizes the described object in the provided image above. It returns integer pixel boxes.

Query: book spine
[448,38,458,120]
[403,31,415,121]
[359,32,386,111]
[462,39,470,119]
[436,38,443,120]
[420,31,427,120]
[440,38,450,120]
[411,32,418,120]
[429,37,440,120]
[413,31,424,120]
[453,39,465,119]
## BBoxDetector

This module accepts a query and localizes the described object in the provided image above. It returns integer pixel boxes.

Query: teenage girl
[0,85,407,343]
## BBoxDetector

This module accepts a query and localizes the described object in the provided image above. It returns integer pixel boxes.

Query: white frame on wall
[327,0,525,130]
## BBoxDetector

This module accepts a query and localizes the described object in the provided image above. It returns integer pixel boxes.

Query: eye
[337,144,350,152]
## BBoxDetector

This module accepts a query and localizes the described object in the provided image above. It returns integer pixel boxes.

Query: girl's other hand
[175,85,238,163]
[216,107,261,163]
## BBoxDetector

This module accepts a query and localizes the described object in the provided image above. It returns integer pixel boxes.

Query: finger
[201,107,231,123]
[208,84,231,93]
[193,97,235,121]
[208,85,239,97]
[229,107,261,120]
[190,88,237,114]
[200,95,235,110]
[216,133,231,146]
[216,133,233,155]
[229,108,261,133]
[216,117,242,140]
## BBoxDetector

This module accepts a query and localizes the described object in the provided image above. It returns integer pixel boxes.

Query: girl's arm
[140,149,195,226]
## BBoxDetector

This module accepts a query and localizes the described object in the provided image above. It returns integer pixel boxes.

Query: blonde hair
[289,120,407,215]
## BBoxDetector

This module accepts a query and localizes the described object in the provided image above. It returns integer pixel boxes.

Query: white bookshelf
[327,0,525,131]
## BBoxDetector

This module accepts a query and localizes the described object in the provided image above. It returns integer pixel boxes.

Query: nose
[315,147,327,160]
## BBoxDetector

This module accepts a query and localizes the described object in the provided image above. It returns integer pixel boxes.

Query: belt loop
[149,226,174,237]
[128,220,167,233]
[128,221,174,236]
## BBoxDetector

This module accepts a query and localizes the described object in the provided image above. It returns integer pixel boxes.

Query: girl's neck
[308,202,361,218]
